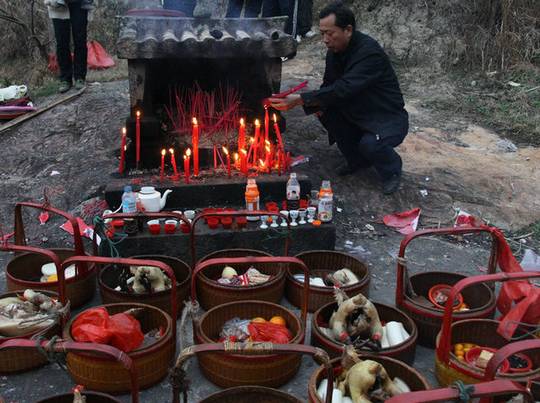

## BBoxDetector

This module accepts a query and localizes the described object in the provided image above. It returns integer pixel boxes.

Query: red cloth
[248,322,292,344]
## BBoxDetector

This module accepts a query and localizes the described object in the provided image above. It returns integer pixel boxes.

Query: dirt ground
[1,33,539,402]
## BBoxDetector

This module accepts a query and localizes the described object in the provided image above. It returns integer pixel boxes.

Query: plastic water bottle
[318,180,333,222]
[121,185,137,213]
[286,172,301,210]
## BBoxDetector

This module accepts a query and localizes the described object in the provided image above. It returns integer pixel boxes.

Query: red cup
[299,199,308,209]
[221,217,233,229]
[207,217,219,229]
[265,201,278,210]
[111,219,124,228]
[203,208,216,223]
[180,222,190,234]
[164,220,177,234]
[236,216,247,228]
[148,222,161,235]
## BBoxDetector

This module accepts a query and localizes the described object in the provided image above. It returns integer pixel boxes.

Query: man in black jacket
[269,2,408,194]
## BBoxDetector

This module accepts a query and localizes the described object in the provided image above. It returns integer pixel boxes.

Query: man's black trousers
[52,3,88,83]
[320,110,405,180]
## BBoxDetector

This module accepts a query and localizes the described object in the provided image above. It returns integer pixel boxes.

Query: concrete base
[105,173,312,211]
[102,220,336,262]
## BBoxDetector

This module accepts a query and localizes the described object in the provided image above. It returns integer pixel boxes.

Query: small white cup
[184,210,196,221]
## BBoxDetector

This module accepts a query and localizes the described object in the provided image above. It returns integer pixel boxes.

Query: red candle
[169,148,179,179]
[184,148,191,184]
[192,117,199,176]
[160,148,166,182]
[273,113,285,175]
[264,140,271,172]
[238,118,245,151]
[277,149,282,176]
[135,110,141,168]
[264,106,269,145]
[222,146,231,178]
[253,119,261,164]
[213,145,217,172]
[234,152,239,170]
[246,137,255,167]
[119,127,126,174]
[240,148,248,175]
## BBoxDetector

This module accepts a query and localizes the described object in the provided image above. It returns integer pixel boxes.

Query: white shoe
[281,57,289,62]
[304,30,316,38]
[295,35,302,43]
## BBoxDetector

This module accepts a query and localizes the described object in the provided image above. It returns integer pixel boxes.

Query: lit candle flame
[161,149,166,156]
[240,148,247,156]
[265,145,271,152]
[222,146,229,155]
[249,137,255,144]
[122,127,126,135]
[186,148,191,157]
[273,113,277,123]
[259,159,265,167]
[234,152,239,161]
[240,118,245,126]
[192,117,198,125]
[169,148,174,155]
[265,140,271,146]
[255,119,260,127]
[136,111,141,118]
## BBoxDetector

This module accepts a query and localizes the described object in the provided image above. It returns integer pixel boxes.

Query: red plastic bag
[87,40,115,69]
[383,208,421,235]
[248,322,292,344]
[71,307,144,352]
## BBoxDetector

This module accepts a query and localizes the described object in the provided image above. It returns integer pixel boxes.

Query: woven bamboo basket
[6,202,96,308]
[287,250,370,312]
[99,254,191,318]
[435,272,540,387]
[191,257,310,388]
[0,290,63,374]
[396,226,500,347]
[308,354,431,402]
[311,301,418,364]
[385,379,534,403]
[62,256,177,393]
[0,338,139,403]
[193,255,288,310]
[198,248,273,263]
[170,343,334,403]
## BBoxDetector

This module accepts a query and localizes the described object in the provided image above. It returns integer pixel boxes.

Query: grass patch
[428,64,540,146]
[31,79,61,98]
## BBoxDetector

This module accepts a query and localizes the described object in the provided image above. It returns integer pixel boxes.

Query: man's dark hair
[319,2,356,31]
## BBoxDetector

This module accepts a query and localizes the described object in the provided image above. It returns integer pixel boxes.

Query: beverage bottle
[286,172,301,210]
[245,178,260,221]
[318,180,333,222]
[121,185,137,213]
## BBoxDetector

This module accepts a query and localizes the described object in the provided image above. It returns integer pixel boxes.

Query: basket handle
[0,338,139,403]
[484,339,540,381]
[100,211,191,256]
[14,201,88,273]
[189,210,291,267]
[436,271,540,364]
[191,256,309,327]
[396,225,500,307]
[0,243,68,306]
[384,379,533,403]
[170,342,333,403]
[61,255,178,341]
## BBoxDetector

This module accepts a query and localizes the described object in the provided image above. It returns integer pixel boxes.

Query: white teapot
[138,186,172,212]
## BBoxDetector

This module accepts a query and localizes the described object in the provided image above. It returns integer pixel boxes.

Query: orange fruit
[269,316,286,326]
[251,317,266,323]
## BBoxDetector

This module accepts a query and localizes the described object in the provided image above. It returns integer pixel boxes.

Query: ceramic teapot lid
[140,186,156,194]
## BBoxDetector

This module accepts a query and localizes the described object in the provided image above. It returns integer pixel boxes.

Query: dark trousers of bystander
[226,0,263,17]
[262,0,292,34]
[52,2,88,83]
[297,0,313,36]
[320,110,405,180]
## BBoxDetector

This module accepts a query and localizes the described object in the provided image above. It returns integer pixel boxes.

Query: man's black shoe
[382,173,401,194]
[336,163,360,176]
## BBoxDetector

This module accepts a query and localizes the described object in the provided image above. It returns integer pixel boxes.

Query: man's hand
[267,94,303,111]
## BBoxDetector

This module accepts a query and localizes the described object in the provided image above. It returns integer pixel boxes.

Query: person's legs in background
[226,0,244,17]
[52,18,72,92]
[263,0,292,34]
[68,2,88,88]
[244,0,263,17]
[297,0,313,37]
